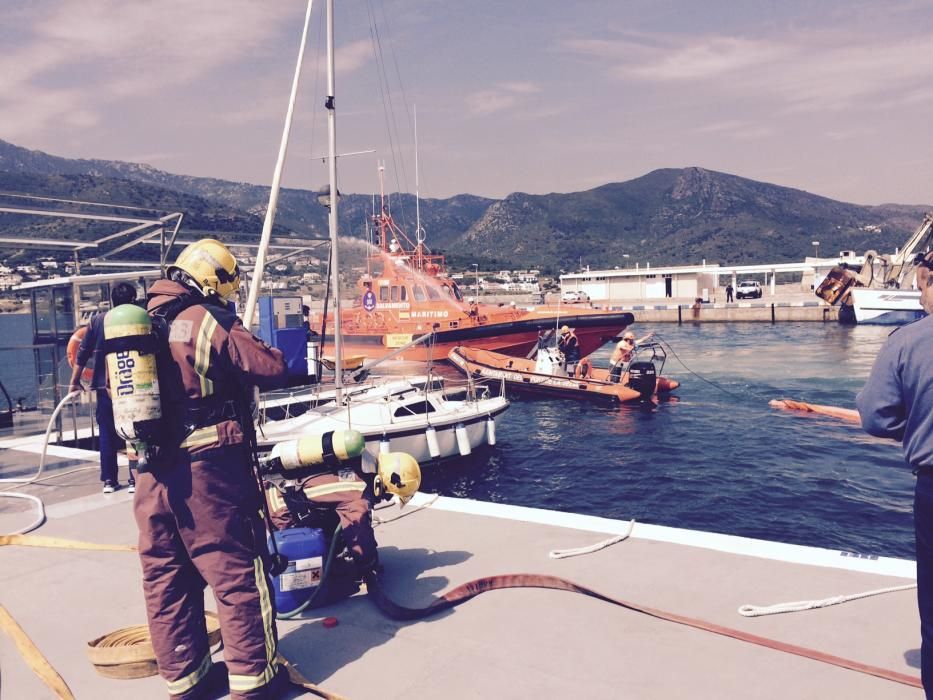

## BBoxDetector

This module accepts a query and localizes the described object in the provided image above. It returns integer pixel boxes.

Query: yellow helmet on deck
[374,452,421,505]
[169,239,241,301]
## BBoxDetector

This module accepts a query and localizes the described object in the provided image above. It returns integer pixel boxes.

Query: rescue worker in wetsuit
[857,252,933,698]
[557,325,580,375]
[264,452,422,580]
[133,239,290,699]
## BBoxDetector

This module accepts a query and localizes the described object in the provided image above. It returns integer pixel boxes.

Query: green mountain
[455,168,931,272]
[1,140,929,273]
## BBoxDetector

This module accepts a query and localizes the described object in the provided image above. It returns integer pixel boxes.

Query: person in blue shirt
[68,282,138,494]
[857,253,933,697]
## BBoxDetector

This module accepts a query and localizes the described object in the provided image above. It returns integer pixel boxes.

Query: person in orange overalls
[133,239,290,699]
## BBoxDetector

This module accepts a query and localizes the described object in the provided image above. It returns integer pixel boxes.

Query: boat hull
[847,288,924,325]
[448,346,679,403]
[322,311,635,363]
[256,382,509,465]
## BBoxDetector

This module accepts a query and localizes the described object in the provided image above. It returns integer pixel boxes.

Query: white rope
[738,583,917,617]
[548,519,635,559]
[373,493,439,525]
[0,391,82,535]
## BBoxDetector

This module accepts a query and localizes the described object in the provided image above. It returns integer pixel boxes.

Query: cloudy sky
[3,0,932,206]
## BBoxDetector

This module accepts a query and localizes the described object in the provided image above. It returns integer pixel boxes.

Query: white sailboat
[252,0,510,462]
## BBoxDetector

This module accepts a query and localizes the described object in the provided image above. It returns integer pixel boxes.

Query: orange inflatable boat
[449,343,680,404]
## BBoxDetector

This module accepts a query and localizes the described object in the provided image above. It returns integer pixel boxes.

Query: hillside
[455,168,931,271]
[1,140,929,273]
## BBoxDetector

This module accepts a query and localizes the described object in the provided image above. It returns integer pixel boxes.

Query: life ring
[66,326,94,383]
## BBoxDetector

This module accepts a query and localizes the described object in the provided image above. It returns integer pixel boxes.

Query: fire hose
[363,572,922,689]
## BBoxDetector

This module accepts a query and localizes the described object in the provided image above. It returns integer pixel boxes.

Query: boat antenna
[242,0,314,330]
[324,0,344,403]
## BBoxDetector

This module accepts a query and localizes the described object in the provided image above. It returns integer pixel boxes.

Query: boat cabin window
[400,286,407,301]
[451,283,464,301]
[77,283,111,325]
[391,286,399,302]
[53,287,75,334]
[379,286,389,302]
[393,399,436,417]
[412,285,427,302]
[425,285,442,301]
[33,289,52,335]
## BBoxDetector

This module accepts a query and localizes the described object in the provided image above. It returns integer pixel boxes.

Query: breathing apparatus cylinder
[261,430,365,474]
[104,304,162,468]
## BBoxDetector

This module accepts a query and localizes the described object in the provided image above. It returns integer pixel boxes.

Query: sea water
[424,321,916,559]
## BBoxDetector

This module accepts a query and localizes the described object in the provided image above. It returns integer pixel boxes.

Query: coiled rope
[738,582,917,617]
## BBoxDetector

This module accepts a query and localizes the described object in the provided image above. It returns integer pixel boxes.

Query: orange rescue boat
[314,176,634,363]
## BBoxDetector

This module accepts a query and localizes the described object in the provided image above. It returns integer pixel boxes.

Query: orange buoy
[66,326,94,383]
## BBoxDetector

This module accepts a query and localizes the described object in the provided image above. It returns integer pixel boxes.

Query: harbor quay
[474,285,834,323]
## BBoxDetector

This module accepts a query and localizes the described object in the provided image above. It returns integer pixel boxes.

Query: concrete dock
[0,442,922,699]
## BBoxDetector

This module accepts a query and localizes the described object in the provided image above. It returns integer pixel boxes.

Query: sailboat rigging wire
[359,0,412,226]
[242,0,316,330]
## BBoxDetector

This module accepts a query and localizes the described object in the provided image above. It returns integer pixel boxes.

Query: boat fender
[102,304,163,469]
[379,433,391,454]
[485,415,496,446]
[263,430,365,474]
[66,327,94,383]
[455,422,471,456]
[425,425,441,459]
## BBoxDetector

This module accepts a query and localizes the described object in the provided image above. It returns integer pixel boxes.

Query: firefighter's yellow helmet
[374,452,421,505]
[170,239,241,301]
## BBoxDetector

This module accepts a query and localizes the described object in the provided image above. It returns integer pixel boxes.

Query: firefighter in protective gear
[133,239,290,700]
[265,452,422,578]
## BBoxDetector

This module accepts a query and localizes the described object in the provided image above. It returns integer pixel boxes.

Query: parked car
[561,290,590,303]
[735,280,762,299]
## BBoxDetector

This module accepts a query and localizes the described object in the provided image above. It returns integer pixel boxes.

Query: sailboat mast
[414,105,422,243]
[325,0,343,398]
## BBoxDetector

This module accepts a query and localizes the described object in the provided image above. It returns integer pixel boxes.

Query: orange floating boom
[769,399,861,424]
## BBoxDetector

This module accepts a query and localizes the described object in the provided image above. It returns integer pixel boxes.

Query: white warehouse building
[561,261,824,302]
[561,263,722,302]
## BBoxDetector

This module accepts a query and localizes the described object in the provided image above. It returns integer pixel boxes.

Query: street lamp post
[812,240,820,258]
[472,264,480,295]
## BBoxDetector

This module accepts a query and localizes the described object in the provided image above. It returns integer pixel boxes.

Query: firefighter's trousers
[134,444,279,699]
